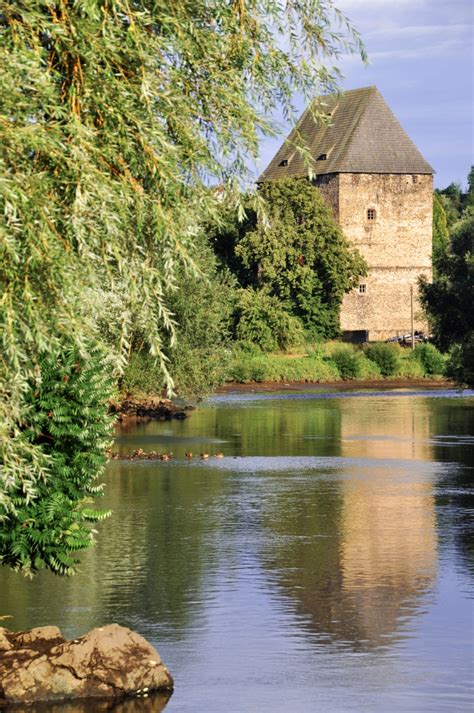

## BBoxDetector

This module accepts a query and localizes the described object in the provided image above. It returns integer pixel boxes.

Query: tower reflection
[260,396,437,650]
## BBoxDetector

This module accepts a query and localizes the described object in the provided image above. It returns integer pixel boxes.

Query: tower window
[359,284,367,294]
[367,208,376,221]
[412,175,418,184]
[278,159,288,167]
[317,153,327,161]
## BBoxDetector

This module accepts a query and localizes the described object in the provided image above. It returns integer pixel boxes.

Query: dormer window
[317,153,327,161]
[279,159,288,167]
[367,208,376,221]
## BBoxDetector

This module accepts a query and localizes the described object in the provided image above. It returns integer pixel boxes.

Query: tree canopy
[432,194,449,275]
[420,210,473,386]
[215,178,367,339]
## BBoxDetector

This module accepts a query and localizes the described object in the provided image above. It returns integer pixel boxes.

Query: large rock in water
[0,623,173,706]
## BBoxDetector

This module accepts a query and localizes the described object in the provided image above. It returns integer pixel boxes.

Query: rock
[0,623,173,707]
[111,396,194,422]
[0,628,13,652]
[15,625,63,647]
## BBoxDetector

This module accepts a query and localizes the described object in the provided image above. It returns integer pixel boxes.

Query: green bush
[234,340,263,356]
[365,342,400,376]
[446,334,474,387]
[355,352,382,379]
[122,352,164,394]
[398,354,425,378]
[331,346,361,380]
[235,288,305,352]
[1,343,115,576]
[412,343,446,375]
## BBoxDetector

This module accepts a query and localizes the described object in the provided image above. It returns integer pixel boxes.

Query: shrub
[413,343,446,375]
[0,343,115,576]
[365,343,400,376]
[122,352,164,394]
[446,334,474,387]
[355,352,382,379]
[398,354,425,379]
[234,340,263,356]
[331,346,361,380]
[235,289,305,352]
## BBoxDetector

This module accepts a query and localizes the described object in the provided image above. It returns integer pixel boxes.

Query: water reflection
[0,462,227,640]
[9,693,171,713]
[0,389,472,713]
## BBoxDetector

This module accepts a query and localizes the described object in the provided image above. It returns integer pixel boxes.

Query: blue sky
[256,0,473,189]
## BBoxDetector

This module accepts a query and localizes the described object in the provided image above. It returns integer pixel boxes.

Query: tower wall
[317,173,433,341]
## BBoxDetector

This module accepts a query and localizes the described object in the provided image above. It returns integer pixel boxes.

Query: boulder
[0,623,173,707]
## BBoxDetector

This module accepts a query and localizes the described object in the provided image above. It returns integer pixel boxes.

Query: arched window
[367,208,376,221]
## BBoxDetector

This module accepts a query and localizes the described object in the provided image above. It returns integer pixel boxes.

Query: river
[1,387,473,712]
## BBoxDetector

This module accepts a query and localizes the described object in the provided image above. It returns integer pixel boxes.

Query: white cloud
[368,38,469,62]
[364,23,468,40]
[338,0,427,9]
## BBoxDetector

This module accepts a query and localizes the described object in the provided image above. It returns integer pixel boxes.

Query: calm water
[1,387,473,713]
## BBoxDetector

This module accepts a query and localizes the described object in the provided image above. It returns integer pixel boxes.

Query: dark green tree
[436,182,463,225]
[419,211,474,385]
[466,166,474,210]
[233,179,367,338]
[432,193,449,275]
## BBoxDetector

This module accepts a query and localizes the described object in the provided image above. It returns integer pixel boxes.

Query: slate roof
[258,86,434,181]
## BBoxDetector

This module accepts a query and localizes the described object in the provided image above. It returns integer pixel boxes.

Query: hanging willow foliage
[0,1,365,549]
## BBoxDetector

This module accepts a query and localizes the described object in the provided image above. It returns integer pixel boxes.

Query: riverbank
[218,378,455,393]
[226,341,448,384]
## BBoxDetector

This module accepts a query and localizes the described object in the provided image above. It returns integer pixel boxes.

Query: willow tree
[0,1,365,572]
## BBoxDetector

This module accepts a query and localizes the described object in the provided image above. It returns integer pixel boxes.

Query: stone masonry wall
[335,173,433,339]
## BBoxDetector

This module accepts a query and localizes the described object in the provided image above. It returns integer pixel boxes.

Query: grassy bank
[227,341,447,384]
[122,341,448,396]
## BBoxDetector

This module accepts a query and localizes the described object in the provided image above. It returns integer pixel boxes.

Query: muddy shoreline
[216,378,456,393]
[112,380,459,419]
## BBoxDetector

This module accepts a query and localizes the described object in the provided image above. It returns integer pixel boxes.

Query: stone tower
[258,86,434,341]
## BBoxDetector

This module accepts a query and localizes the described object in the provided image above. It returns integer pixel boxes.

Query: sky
[255,0,473,189]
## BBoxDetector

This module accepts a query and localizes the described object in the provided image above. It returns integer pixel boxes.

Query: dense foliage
[331,346,361,380]
[1,1,365,572]
[364,343,400,377]
[432,194,449,275]
[435,166,474,227]
[412,343,445,376]
[420,210,474,385]
[122,234,237,396]
[0,344,114,575]
[234,288,305,352]
[213,178,367,339]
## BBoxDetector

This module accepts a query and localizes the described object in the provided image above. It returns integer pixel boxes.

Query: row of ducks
[106,448,224,462]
